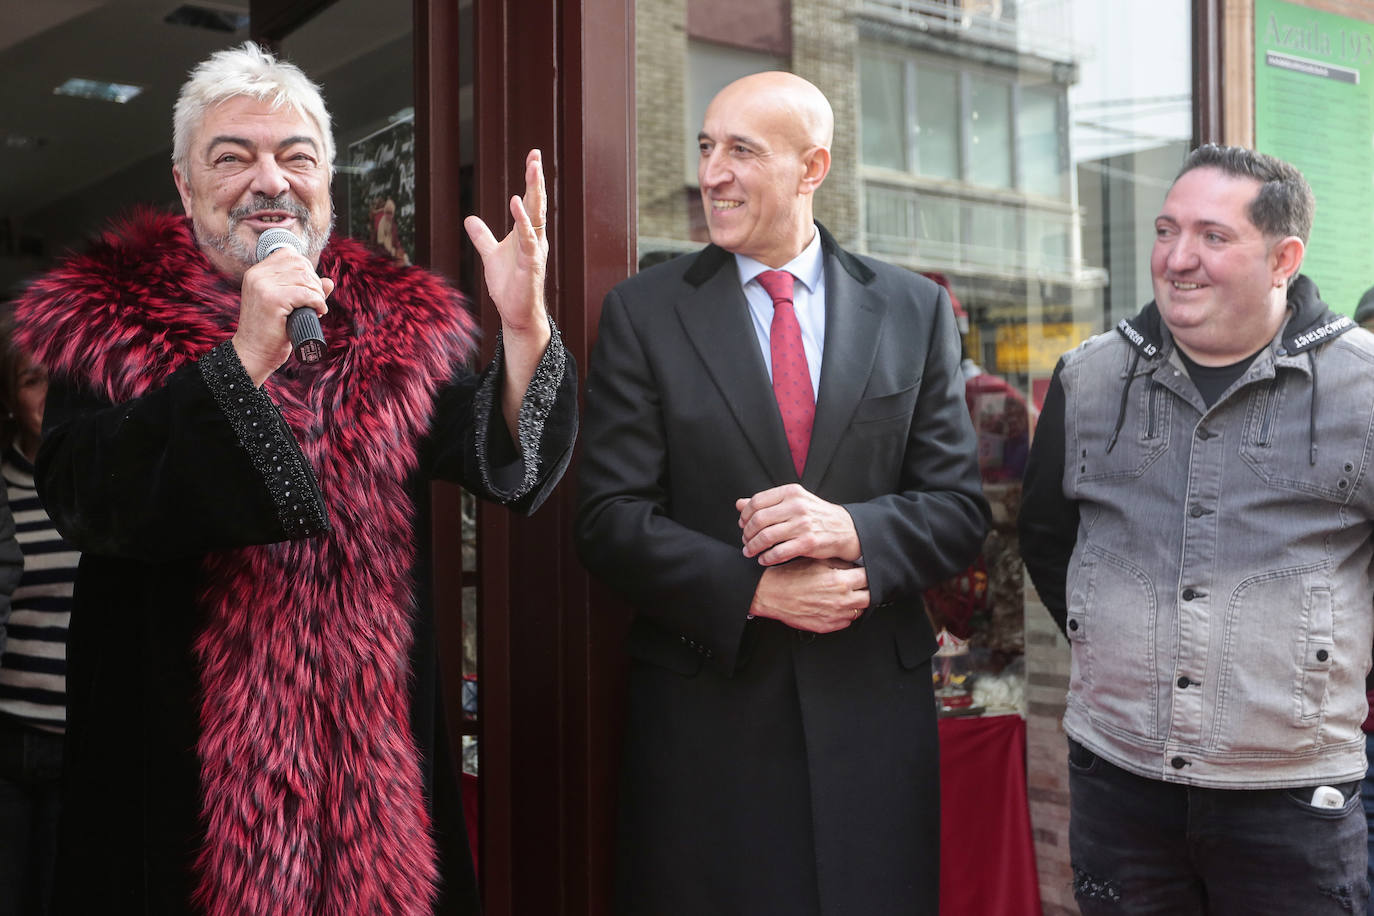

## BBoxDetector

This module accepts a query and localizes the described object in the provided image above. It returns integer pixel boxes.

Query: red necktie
[757,269,814,476]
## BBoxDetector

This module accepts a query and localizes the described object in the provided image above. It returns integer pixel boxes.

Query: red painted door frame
[465,1,634,913]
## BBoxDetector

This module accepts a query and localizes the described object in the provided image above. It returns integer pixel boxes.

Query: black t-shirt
[1175,346,1264,408]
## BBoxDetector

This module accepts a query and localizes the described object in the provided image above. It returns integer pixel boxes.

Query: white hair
[172,42,335,175]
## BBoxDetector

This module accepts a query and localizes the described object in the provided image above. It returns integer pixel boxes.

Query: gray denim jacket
[1027,276,1374,788]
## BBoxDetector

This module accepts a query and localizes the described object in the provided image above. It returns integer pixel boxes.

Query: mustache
[228,194,312,225]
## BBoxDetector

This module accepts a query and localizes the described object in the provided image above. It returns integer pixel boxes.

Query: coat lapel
[677,247,798,481]
[802,232,882,490]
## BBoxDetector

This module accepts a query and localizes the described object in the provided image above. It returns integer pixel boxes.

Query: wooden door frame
[467,0,635,913]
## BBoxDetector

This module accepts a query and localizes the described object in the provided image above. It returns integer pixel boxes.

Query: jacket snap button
[1189,505,1205,518]
[1068,619,1079,631]
[1182,588,1197,601]
[1171,756,1187,769]
[1317,649,1329,662]
[1177,676,1190,688]
[1196,428,1211,439]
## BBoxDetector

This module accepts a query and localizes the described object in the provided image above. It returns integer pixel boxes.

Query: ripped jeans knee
[1072,866,1122,905]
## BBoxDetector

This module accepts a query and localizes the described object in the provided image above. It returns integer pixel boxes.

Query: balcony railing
[859,0,1081,65]
[863,177,1098,283]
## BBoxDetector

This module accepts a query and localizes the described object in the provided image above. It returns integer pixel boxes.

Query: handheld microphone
[254,227,326,364]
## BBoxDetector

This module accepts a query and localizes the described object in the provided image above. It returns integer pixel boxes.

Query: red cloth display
[939,714,1042,916]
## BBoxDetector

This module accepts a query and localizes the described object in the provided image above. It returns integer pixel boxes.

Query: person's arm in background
[1018,359,1077,637]
[0,491,22,657]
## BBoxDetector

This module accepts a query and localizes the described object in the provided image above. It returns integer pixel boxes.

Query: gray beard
[194,194,334,275]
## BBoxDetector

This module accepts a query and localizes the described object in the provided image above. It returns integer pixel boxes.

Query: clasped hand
[738,484,868,633]
[736,483,861,566]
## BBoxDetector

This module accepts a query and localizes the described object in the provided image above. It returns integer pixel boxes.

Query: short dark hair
[1176,144,1314,244]
[1355,285,1374,328]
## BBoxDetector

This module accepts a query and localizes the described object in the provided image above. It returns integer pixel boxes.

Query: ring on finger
[851,608,860,621]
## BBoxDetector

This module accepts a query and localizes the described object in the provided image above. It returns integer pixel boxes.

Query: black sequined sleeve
[423,319,578,515]
[198,341,329,539]
[34,342,328,561]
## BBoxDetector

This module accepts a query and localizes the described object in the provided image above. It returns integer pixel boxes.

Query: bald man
[576,72,988,915]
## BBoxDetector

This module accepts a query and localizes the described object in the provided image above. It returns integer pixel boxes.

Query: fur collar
[18,209,477,916]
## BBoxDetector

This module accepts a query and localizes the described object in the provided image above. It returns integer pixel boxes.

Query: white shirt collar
[733,226,824,295]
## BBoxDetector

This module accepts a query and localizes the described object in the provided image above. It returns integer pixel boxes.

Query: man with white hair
[16,43,576,916]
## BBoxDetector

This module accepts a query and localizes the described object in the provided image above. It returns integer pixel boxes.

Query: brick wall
[1025,578,1077,915]
[636,0,690,244]
[790,0,859,247]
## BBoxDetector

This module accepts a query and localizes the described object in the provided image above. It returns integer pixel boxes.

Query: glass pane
[279,0,415,256]
[968,73,1012,188]
[1019,85,1065,199]
[913,65,959,180]
[462,491,478,697]
[684,40,787,187]
[964,198,1023,273]
[860,55,907,172]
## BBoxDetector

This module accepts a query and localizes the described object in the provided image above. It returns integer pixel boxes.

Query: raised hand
[463,149,553,440]
[462,149,549,337]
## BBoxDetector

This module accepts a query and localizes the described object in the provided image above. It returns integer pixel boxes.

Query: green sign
[1255,0,1374,316]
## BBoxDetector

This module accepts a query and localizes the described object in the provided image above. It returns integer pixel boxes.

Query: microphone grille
[255,227,304,263]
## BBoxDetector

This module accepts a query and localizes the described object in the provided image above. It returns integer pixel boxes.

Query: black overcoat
[576,227,989,915]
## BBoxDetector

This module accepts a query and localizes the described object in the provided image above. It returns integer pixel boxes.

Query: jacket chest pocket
[844,381,920,477]
[851,379,920,429]
[1072,377,1171,483]
[1238,377,1366,501]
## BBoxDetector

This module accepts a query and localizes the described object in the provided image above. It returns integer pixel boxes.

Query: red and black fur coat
[16,210,572,916]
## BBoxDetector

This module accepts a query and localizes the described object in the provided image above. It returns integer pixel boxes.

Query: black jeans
[0,716,63,916]
[1068,738,1369,915]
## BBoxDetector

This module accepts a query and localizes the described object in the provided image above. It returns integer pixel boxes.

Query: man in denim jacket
[1021,145,1374,914]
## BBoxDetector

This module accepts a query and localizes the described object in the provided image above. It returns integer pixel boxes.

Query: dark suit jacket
[576,226,988,916]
